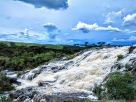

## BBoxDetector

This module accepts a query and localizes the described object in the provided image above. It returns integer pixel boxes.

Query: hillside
[0,41,86,71]
[0,42,136,102]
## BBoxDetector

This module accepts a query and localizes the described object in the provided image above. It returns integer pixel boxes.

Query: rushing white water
[15,46,136,100]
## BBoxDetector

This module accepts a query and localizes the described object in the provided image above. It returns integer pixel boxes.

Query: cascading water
[11,46,136,102]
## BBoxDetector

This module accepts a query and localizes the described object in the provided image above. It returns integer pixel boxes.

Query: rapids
[10,46,136,101]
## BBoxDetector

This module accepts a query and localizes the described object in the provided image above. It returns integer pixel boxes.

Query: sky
[0,0,136,45]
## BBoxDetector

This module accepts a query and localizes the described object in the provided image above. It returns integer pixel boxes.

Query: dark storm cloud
[15,0,68,10]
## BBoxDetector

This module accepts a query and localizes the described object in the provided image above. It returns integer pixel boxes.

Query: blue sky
[0,0,136,45]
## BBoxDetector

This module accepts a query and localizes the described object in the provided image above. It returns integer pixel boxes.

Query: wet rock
[125,58,136,72]
[128,46,136,53]
[9,78,21,85]
[111,62,123,70]
[38,80,56,87]
[10,87,40,102]
[40,99,47,102]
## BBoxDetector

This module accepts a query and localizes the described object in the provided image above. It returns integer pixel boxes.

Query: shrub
[117,55,124,61]
[64,99,92,102]
[93,85,104,99]
[0,96,13,102]
[93,72,136,101]
[0,72,14,93]
[104,72,136,100]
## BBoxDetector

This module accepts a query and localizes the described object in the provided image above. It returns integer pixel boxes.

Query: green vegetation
[0,72,14,93]
[64,99,129,102]
[0,41,86,71]
[0,41,87,94]
[64,100,93,102]
[93,84,104,99]
[0,41,136,102]
[93,72,136,101]
[0,96,13,102]
[117,54,124,61]
[105,72,136,100]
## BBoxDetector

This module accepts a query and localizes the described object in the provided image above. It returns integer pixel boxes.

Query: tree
[84,42,89,47]
[97,42,106,47]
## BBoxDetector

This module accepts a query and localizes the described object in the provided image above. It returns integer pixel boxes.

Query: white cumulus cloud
[123,13,136,25]
[72,21,122,33]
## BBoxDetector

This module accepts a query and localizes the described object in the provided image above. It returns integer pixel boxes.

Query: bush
[93,85,104,99]
[104,72,136,100]
[117,55,124,61]
[93,72,136,101]
[64,99,92,102]
[0,72,14,93]
[0,96,13,102]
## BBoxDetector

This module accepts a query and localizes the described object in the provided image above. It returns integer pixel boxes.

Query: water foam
[16,47,130,99]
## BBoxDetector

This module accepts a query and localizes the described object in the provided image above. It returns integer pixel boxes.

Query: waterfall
[12,46,136,101]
